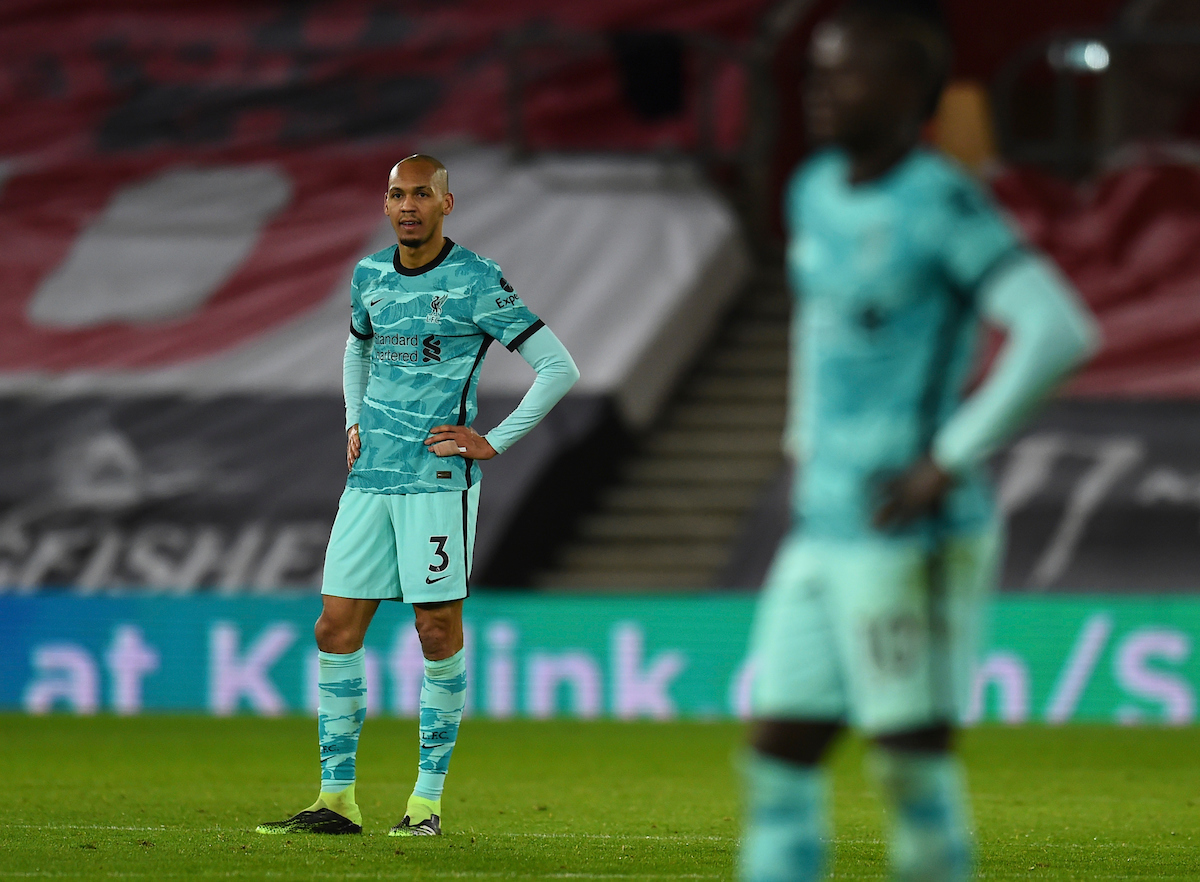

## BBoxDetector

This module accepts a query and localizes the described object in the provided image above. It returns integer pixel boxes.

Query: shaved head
[391,154,449,195]
[385,153,454,261]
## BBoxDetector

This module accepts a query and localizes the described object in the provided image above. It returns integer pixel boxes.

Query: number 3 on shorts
[428,535,450,573]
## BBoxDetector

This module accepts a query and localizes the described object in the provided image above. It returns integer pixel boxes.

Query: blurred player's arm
[425,325,579,459]
[875,168,1103,529]
[932,256,1101,474]
[344,330,373,470]
[875,256,1100,527]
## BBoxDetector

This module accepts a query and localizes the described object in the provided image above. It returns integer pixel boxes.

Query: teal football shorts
[749,522,1001,734]
[322,485,480,604]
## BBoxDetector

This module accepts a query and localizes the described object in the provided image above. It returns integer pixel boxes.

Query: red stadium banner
[2,0,1196,392]
[0,149,392,369]
[0,0,765,161]
[994,156,1200,398]
[0,0,765,372]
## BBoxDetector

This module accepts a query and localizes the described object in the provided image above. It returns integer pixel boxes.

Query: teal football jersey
[785,148,1024,541]
[347,239,543,494]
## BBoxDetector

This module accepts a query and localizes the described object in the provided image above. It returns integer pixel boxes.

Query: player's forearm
[343,333,373,430]
[933,257,1101,474]
[484,326,580,454]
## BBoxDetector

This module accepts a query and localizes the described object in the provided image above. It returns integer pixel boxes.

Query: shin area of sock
[739,751,827,882]
[317,648,367,794]
[415,649,466,801]
[869,749,974,882]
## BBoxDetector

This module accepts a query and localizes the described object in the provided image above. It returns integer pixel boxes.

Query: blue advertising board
[2,594,1197,724]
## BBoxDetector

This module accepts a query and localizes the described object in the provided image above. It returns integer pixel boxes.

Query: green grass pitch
[4,715,1198,880]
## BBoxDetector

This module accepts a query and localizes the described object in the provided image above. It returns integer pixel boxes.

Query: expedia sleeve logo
[494,275,519,308]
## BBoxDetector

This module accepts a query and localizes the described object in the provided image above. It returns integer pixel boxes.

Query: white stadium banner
[29,166,292,328]
[4,148,749,432]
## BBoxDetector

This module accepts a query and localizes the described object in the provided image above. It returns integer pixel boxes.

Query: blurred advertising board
[0,594,1196,725]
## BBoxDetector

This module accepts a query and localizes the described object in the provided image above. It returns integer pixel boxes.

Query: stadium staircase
[537,267,789,590]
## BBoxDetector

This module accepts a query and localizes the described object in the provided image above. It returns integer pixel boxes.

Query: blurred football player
[257,154,578,837]
[740,2,1100,880]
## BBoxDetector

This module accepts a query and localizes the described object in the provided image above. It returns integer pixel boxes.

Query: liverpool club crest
[426,294,449,323]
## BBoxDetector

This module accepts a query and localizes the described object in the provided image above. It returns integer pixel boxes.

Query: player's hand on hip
[347,424,362,471]
[872,454,953,530]
[425,425,497,460]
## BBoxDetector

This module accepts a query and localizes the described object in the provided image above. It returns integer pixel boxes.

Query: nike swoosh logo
[370,298,382,306]
[425,575,449,584]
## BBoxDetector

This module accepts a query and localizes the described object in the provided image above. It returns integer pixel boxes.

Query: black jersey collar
[393,238,455,276]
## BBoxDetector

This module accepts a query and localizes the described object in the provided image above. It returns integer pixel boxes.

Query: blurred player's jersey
[785,148,1023,541]
[348,239,542,494]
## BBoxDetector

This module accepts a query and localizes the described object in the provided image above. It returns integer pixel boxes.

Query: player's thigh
[749,533,846,722]
[941,521,1002,718]
[827,526,999,735]
[322,488,402,600]
[395,484,479,604]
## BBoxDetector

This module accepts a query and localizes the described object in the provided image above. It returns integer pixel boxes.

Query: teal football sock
[413,649,466,801]
[317,648,367,798]
[739,751,826,882]
[869,749,973,882]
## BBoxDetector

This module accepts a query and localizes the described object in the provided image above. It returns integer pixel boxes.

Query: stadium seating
[0,1,760,592]
[3,0,1199,595]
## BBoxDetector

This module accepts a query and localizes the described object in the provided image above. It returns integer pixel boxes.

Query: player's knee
[314,615,330,647]
[413,616,451,657]
[874,723,953,754]
[751,719,841,766]
[412,601,463,659]
[314,613,361,654]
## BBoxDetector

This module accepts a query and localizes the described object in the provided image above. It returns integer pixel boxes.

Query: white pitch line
[5,825,731,841]
[7,827,1192,850]
[7,827,1193,851]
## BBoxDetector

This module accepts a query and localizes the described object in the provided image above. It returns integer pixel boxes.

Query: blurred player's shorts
[749,522,1001,734]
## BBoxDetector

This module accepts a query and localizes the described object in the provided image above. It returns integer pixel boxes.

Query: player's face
[804,21,909,150]
[385,162,453,248]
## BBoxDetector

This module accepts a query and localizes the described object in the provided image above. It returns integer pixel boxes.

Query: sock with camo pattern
[412,649,466,810]
[869,749,973,882]
[739,751,826,882]
[310,648,366,825]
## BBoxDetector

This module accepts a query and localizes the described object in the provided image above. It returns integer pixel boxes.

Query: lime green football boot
[388,795,441,836]
[256,786,363,835]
